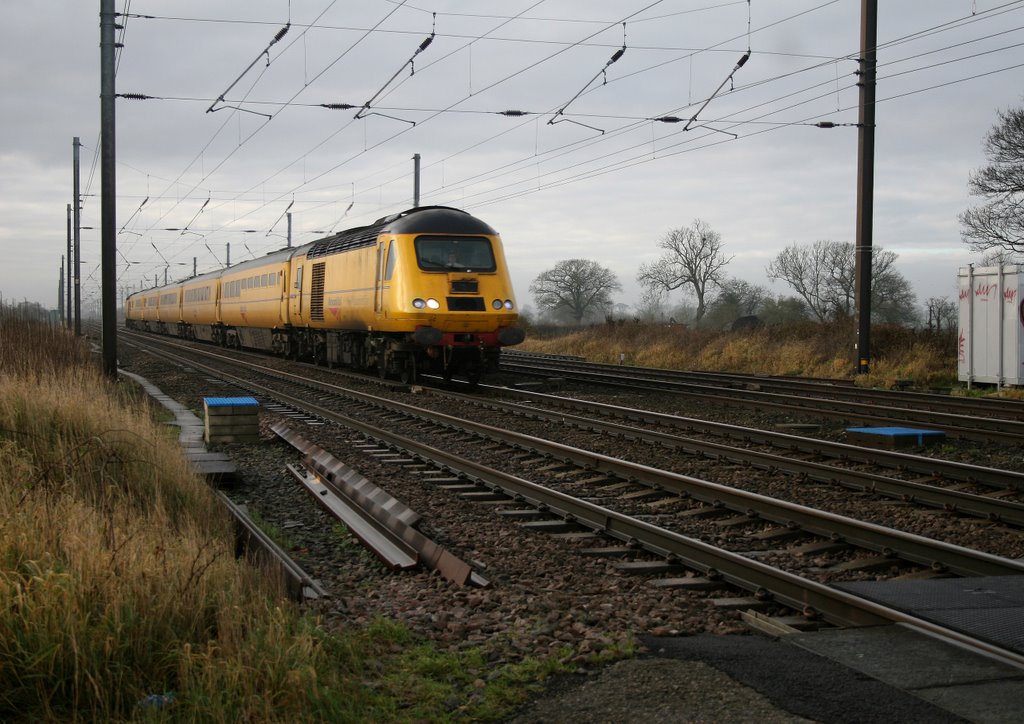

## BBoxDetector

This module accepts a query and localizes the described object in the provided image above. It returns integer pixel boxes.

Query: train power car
[125,206,525,383]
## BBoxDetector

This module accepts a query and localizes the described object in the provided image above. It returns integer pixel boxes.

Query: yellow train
[125,206,525,383]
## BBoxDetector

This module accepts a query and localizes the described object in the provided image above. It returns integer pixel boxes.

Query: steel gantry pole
[100,0,117,377]
[66,203,72,327]
[853,0,877,374]
[73,136,82,336]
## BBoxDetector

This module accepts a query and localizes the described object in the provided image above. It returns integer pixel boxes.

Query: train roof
[306,206,496,260]
[126,207,495,299]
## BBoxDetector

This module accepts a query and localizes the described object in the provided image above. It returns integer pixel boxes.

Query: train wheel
[399,356,417,385]
[465,358,482,387]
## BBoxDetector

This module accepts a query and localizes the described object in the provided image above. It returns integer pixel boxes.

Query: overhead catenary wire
[547,24,627,134]
[156,0,670,263]
[207,23,291,114]
[102,1,1024,291]
[354,14,436,121]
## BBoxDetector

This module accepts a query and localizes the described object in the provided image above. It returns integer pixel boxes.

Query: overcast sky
[2,1,1022,315]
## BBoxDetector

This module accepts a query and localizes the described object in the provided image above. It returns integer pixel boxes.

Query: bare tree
[765,240,843,321]
[767,240,917,324]
[633,286,669,322]
[960,105,1024,255]
[925,297,957,333]
[702,278,770,329]
[529,258,621,324]
[636,219,733,323]
[978,249,1024,267]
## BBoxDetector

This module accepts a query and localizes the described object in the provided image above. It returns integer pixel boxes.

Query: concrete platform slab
[120,370,239,482]
[788,624,1024,723]
[836,576,1024,656]
[788,624,1019,689]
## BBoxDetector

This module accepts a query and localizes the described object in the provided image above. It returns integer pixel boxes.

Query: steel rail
[217,492,327,601]
[498,361,1024,444]
[502,350,858,390]
[428,388,1024,526]
[502,354,1024,421]
[128,338,1024,579]
[477,384,1024,491]
[124,336,1024,668]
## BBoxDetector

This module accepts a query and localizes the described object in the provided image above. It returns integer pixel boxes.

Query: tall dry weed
[0,314,370,720]
[519,320,957,387]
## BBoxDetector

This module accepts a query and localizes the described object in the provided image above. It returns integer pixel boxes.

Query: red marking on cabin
[329,307,340,318]
[958,329,966,363]
[975,282,998,299]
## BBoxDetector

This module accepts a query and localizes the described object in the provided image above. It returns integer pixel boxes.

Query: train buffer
[845,426,945,450]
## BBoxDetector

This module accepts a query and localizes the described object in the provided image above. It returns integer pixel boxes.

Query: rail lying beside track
[218,492,327,601]
[274,423,488,587]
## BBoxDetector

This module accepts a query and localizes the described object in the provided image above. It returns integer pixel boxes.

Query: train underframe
[127,319,515,384]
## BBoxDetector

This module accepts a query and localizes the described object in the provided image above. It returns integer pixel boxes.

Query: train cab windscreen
[415,236,496,273]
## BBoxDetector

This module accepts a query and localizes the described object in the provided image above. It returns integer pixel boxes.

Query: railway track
[499,355,1024,443]
[411,385,1024,525]
[472,383,1024,492]
[120,331,1024,668]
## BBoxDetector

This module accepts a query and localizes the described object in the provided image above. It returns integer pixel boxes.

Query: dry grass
[0,314,352,720]
[0,312,570,720]
[520,321,963,389]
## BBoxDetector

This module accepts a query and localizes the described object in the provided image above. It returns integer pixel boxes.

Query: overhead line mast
[100,0,117,378]
[854,0,877,375]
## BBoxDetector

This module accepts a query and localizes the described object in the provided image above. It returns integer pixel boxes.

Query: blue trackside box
[203,396,259,407]
[203,397,260,444]
[846,426,945,449]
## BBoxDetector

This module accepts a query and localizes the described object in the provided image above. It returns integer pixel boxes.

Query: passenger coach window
[415,236,495,273]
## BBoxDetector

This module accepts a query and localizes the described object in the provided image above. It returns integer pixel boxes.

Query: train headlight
[426,298,440,310]
[504,299,514,310]
[412,298,426,309]
[491,299,503,310]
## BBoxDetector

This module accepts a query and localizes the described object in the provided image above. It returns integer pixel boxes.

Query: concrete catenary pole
[100,0,118,376]
[853,0,877,374]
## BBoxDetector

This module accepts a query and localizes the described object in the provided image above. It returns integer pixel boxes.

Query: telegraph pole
[100,0,117,377]
[73,136,82,336]
[853,0,877,374]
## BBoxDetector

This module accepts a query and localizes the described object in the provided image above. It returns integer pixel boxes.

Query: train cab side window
[384,242,397,281]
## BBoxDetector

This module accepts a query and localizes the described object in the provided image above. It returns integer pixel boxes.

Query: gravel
[117,340,1014,721]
